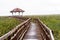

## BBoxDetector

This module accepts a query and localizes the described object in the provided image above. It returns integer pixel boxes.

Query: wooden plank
[0,18,31,40]
[37,18,54,40]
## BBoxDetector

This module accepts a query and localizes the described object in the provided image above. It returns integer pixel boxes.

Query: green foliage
[0,17,21,37]
[27,15,60,40]
[39,15,60,40]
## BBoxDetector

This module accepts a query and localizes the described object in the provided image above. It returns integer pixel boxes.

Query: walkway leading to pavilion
[23,22,46,40]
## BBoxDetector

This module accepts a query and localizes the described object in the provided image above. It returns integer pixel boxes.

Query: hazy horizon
[0,0,60,16]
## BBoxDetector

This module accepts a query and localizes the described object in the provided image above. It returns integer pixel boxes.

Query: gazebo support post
[22,12,23,16]
[12,12,13,16]
[19,12,20,16]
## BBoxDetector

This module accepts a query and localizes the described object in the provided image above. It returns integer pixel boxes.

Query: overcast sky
[0,0,60,16]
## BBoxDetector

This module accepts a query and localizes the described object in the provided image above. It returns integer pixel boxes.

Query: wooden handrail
[35,18,54,40]
[0,18,31,40]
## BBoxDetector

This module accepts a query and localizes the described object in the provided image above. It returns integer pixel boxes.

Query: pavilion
[10,8,25,16]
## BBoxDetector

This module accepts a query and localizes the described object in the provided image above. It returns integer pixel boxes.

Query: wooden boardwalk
[0,16,54,40]
[23,22,46,40]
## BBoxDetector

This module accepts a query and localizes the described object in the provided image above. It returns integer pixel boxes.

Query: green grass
[0,17,21,37]
[39,15,60,40]
[0,16,60,40]
[26,15,60,40]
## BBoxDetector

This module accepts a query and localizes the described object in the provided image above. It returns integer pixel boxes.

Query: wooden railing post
[37,18,54,40]
[0,18,31,40]
[8,36,11,40]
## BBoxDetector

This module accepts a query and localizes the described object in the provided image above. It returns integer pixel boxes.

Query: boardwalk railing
[0,18,31,40]
[36,18,54,40]
[10,16,29,21]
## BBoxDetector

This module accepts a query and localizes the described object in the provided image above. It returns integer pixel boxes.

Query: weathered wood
[0,18,31,40]
[37,18,54,40]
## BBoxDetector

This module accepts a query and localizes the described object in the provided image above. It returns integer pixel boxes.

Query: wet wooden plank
[23,22,44,40]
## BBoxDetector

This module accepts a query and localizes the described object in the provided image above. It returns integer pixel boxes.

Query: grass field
[0,17,21,37]
[0,16,60,40]
[39,15,60,40]
[26,15,60,40]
